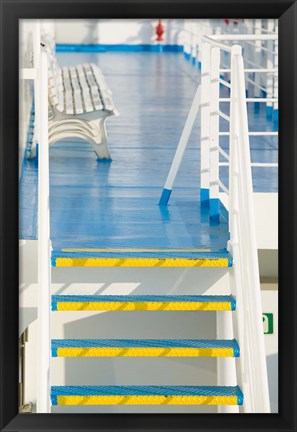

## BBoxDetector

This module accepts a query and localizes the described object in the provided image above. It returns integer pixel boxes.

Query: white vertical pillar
[217,311,239,413]
[273,20,278,123]
[33,21,40,158]
[236,52,270,413]
[266,19,274,118]
[191,21,196,63]
[228,44,250,413]
[254,20,262,98]
[229,45,271,413]
[200,42,211,206]
[183,21,191,59]
[37,50,51,413]
[209,46,220,222]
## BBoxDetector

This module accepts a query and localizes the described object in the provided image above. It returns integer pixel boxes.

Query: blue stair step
[51,338,240,358]
[51,294,236,312]
[51,385,243,406]
[51,249,233,268]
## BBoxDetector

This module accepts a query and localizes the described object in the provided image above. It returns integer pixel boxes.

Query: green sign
[262,313,274,335]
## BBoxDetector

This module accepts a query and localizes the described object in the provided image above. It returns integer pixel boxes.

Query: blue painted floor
[19,52,278,253]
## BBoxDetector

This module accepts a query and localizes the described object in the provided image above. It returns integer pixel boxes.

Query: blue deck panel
[51,338,239,349]
[19,52,278,254]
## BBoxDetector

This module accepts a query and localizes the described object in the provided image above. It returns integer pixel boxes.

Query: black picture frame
[0,1,296,431]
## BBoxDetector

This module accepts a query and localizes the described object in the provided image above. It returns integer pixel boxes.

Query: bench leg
[89,119,111,161]
[48,118,112,161]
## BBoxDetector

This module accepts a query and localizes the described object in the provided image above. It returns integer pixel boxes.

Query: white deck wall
[54,19,214,46]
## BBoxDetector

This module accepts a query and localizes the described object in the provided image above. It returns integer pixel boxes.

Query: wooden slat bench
[38,39,119,160]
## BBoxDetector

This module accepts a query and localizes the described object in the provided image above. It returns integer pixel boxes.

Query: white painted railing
[160,32,274,411]
[201,36,272,413]
[183,20,278,120]
[35,46,51,413]
[228,45,270,413]
[20,21,52,412]
[200,34,278,220]
[36,48,51,413]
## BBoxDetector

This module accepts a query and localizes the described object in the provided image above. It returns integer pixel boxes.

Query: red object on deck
[156,19,164,42]
[224,18,243,25]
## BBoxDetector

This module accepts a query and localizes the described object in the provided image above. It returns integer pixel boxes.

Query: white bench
[28,38,119,161]
[48,62,118,160]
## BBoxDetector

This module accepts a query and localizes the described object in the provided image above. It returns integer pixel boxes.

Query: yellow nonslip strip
[56,395,239,406]
[55,257,229,267]
[56,301,232,312]
[56,347,234,358]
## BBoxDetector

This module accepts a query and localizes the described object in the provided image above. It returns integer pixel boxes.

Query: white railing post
[266,19,274,119]
[228,44,250,413]
[191,21,197,64]
[216,311,238,413]
[37,49,51,413]
[236,51,270,413]
[228,44,270,413]
[201,34,275,413]
[200,42,211,206]
[254,20,262,99]
[183,22,191,60]
[33,21,41,158]
[273,21,278,123]
[209,46,220,222]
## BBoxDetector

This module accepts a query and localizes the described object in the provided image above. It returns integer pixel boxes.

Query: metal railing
[36,48,51,413]
[200,34,278,220]
[201,36,272,413]
[182,20,278,120]
[228,45,270,412]
[20,21,51,413]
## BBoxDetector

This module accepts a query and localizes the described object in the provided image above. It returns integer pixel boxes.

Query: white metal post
[254,20,262,99]
[228,45,250,413]
[236,52,270,413]
[228,45,270,413]
[191,21,196,63]
[37,49,51,413]
[266,19,274,118]
[209,46,220,222]
[216,311,238,413]
[159,85,201,205]
[273,21,278,122]
[183,22,191,59]
[200,42,211,206]
[32,21,41,158]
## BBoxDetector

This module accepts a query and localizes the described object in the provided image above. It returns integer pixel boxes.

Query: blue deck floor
[19,51,278,258]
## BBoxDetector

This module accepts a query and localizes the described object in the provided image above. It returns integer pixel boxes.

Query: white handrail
[202,35,232,52]
[36,49,51,413]
[228,45,270,413]
[210,34,278,41]
[200,35,272,412]
[219,131,278,136]
[182,22,278,118]
[200,34,278,207]
[203,31,278,115]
